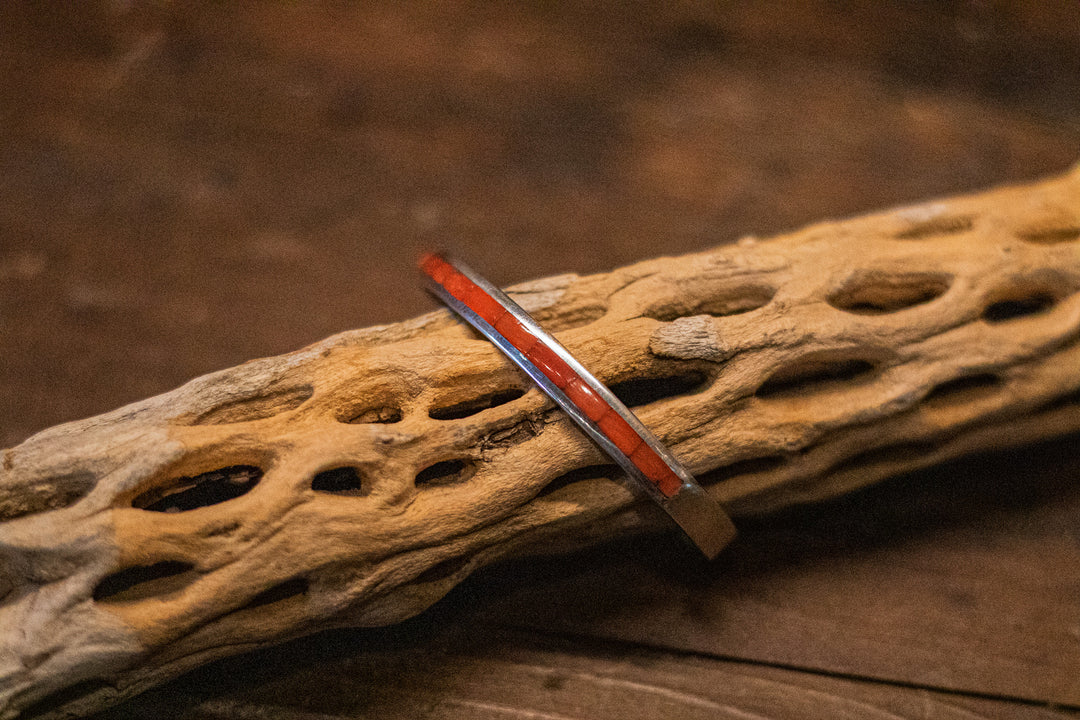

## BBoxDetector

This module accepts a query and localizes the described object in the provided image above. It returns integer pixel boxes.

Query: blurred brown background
[3,1,1079,447]
[2,2,1079,718]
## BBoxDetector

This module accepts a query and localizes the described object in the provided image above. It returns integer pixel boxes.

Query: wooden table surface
[1,3,1078,718]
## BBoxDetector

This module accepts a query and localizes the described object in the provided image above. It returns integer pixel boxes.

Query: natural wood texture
[476,433,1080,708]
[2,168,1080,718]
[91,628,1078,720]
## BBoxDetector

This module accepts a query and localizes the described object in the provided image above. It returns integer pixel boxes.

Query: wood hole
[827,271,951,314]
[923,373,1002,405]
[894,214,974,239]
[538,463,621,497]
[644,284,775,321]
[982,292,1058,322]
[133,465,262,512]
[340,405,403,424]
[241,577,309,611]
[415,459,473,487]
[1015,225,1080,244]
[755,353,880,399]
[429,388,526,420]
[311,467,366,496]
[609,370,709,407]
[93,561,196,603]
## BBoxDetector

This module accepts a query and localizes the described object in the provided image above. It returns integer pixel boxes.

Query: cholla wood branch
[3,168,1080,719]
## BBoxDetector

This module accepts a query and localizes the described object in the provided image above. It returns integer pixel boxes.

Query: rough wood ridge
[3,168,1080,719]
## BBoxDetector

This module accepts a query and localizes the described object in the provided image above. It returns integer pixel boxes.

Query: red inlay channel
[420,252,682,497]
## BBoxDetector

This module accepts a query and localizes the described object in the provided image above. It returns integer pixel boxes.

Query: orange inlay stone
[565,376,608,422]
[442,269,474,300]
[494,314,538,354]
[598,411,643,456]
[424,256,506,325]
[419,252,453,285]
[631,444,683,497]
[463,285,506,325]
[526,342,574,389]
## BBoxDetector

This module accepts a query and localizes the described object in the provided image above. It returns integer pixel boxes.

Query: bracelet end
[665,487,737,559]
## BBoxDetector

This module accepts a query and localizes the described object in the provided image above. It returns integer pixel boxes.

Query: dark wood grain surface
[472,437,1080,707]
[1,2,1078,717]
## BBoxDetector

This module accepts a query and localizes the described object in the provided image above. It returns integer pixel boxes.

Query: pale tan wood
[2,168,1080,718]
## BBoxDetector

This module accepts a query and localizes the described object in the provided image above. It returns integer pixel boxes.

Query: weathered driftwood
[2,168,1080,719]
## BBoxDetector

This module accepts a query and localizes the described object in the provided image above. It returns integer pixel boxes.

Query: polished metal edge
[425,259,735,558]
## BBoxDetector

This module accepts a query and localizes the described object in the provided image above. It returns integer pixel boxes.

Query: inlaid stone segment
[423,252,692,501]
